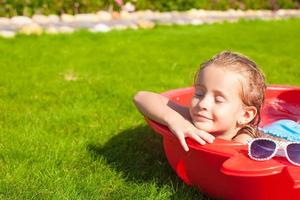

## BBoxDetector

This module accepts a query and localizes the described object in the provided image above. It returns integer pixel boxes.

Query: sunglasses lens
[287,143,300,165]
[250,139,276,159]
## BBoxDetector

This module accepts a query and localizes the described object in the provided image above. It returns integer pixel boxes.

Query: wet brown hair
[194,51,266,138]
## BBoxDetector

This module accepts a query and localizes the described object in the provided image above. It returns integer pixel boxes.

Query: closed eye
[194,90,204,98]
[215,96,226,103]
[194,94,203,99]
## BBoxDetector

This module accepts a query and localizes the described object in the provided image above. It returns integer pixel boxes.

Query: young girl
[134,51,266,151]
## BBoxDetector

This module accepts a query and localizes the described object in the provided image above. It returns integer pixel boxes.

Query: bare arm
[133,91,190,125]
[133,91,215,151]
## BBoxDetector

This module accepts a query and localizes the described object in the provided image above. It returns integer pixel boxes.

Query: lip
[193,113,213,121]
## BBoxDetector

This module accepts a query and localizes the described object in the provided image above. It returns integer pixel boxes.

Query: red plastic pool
[144,85,300,200]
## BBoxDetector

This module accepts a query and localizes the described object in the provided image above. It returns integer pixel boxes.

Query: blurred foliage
[0,0,299,17]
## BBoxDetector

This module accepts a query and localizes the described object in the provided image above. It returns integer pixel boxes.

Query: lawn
[0,18,299,199]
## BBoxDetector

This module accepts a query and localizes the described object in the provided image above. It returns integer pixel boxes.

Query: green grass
[0,18,300,199]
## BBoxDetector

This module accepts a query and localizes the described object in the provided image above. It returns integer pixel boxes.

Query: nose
[195,94,211,111]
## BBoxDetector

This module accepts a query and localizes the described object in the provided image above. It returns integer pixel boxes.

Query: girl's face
[189,65,246,139]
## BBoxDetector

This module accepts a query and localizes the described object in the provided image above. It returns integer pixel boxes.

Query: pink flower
[115,0,123,7]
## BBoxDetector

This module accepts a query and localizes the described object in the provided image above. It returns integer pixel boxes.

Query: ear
[238,106,257,126]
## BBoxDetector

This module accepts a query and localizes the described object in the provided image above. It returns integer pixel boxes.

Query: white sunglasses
[248,138,300,166]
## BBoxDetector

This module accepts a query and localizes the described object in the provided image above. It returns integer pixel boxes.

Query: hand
[166,115,215,152]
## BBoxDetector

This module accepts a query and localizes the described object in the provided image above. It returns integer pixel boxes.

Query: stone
[139,10,155,18]
[0,17,10,25]
[96,11,112,21]
[111,11,121,19]
[74,14,99,22]
[61,14,75,23]
[45,26,59,34]
[287,9,300,17]
[120,11,133,20]
[226,18,239,23]
[0,9,298,37]
[0,30,16,38]
[19,23,43,35]
[175,19,189,25]
[123,2,135,13]
[32,14,49,24]
[190,19,204,25]
[11,16,33,26]
[187,9,207,18]
[112,24,128,30]
[58,26,74,33]
[245,10,257,17]
[47,15,60,23]
[276,9,289,17]
[137,20,155,29]
[158,21,173,26]
[129,24,138,30]
[235,9,246,17]
[89,23,111,32]
[170,11,180,18]
[159,12,172,19]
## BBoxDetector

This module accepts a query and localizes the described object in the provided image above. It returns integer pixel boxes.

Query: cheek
[189,98,198,112]
[190,97,198,107]
[213,104,242,121]
[189,104,194,119]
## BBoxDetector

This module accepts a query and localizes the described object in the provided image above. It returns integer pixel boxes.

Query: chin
[193,121,215,132]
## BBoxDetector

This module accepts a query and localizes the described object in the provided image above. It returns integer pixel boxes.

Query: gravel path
[0,9,300,38]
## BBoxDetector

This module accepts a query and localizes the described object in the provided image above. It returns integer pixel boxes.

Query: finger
[177,133,189,152]
[194,130,215,143]
[188,132,206,145]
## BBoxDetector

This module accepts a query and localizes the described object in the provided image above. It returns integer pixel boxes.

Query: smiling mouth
[193,113,212,121]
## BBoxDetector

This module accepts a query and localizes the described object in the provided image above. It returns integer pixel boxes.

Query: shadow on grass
[86,125,209,199]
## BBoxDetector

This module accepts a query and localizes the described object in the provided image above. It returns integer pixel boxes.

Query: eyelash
[195,93,203,97]
[194,92,225,103]
[215,97,225,103]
